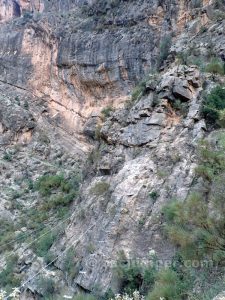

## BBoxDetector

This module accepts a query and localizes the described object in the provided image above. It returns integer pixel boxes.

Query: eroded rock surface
[52,65,205,293]
[0,0,225,298]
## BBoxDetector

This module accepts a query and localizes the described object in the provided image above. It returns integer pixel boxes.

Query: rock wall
[0,0,21,22]
[0,0,214,142]
[0,0,225,298]
[51,65,205,294]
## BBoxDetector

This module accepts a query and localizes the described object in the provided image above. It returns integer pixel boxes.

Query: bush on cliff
[205,58,225,75]
[163,135,225,263]
[146,268,185,300]
[202,85,225,127]
[157,35,172,68]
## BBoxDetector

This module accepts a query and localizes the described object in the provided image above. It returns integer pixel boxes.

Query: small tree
[202,85,225,126]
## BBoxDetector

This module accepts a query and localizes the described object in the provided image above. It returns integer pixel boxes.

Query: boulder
[144,112,166,126]
[120,121,161,146]
[173,85,192,101]
[83,116,100,139]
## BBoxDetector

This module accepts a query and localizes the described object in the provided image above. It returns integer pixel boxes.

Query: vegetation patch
[62,248,79,280]
[37,276,57,297]
[202,85,225,127]
[191,0,203,8]
[146,268,187,300]
[170,99,189,116]
[0,255,21,290]
[34,231,57,258]
[163,138,225,262]
[205,58,225,75]
[115,252,157,295]
[0,220,16,253]
[35,174,65,196]
[3,151,13,162]
[131,80,147,103]
[157,35,172,68]
[149,191,159,203]
[101,106,114,119]
[34,173,80,215]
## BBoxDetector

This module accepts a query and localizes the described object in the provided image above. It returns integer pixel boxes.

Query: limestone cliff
[0,0,225,299]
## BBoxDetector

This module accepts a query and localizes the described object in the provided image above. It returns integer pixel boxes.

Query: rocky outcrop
[101,66,201,147]
[0,94,35,145]
[49,65,206,294]
[0,0,216,140]
[0,0,225,298]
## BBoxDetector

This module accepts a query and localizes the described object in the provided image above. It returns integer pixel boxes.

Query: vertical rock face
[0,0,212,137]
[1,0,225,298]
[0,0,21,22]
[56,65,205,293]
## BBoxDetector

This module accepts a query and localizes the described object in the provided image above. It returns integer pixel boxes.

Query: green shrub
[0,220,15,252]
[131,81,147,102]
[3,151,12,161]
[35,174,65,196]
[38,132,50,144]
[202,85,225,126]
[44,251,57,265]
[218,108,225,127]
[62,248,79,280]
[205,58,225,75]
[197,277,225,300]
[37,276,56,297]
[200,25,207,33]
[91,181,110,196]
[15,96,20,105]
[0,255,21,289]
[171,99,189,116]
[87,242,96,254]
[115,256,157,295]
[164,191,225,261]
[146,268,186,300]
[158,35,172,68]
[87,149,100,165]
[56,207,70,219]
[35,174,80,208]
[149,191,159,202]
[26,209,48,230]
[34,232,57,257]
[42,192,76,211]
[101,106,114,119]
[61,182,73,193]
[176,51,189,65]
[213,11,225,21]
[163,137,225,262]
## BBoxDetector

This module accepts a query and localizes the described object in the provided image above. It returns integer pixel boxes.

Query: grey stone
[0,0,223,297]
[83,116,100,139]
[144,113,166,126]
[173,85,192,101]
[120,121,161,146]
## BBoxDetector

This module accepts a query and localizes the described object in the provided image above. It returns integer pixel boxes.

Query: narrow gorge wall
[0,0,212,140]
[0,0,224,299]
